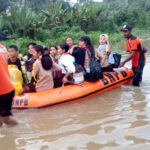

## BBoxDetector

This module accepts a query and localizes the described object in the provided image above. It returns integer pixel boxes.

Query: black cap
[121,25,132,31]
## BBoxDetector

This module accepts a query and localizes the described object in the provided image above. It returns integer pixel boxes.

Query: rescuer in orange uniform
[119,25,145,86]
[0,44,17,127]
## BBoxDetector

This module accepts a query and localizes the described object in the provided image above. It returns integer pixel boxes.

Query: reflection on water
[0,45,150,150]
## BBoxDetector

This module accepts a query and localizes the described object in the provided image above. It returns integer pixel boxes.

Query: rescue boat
[12,67,133,109]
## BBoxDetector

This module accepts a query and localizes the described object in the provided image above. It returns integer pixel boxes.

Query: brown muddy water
[0,40,150,150]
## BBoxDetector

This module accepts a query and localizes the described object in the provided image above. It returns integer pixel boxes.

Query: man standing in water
[0,44,17,127]
[119,25,145,86]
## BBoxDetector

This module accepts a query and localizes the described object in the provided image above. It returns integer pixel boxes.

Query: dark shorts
[0,90,15,117]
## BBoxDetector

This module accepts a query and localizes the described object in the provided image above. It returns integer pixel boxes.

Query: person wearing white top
[58,43,76,84]
[59,54,75,74]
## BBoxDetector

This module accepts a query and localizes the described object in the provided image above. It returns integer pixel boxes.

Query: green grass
[1,28,150,55]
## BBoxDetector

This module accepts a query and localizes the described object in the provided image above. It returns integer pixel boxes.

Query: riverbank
[1,28,150,54]
[112,28,150,51]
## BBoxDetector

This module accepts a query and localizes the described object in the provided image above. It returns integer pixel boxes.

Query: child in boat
[32,45,61,92]
[7,45,29,83]
[25,43,36,71]
[49,45,64,87]
[66,37,77,54]
[49,45,58,61]
[8,45,29,92]
[98,34,114,72]
[24,43,36,60]
[22,43,37,92]
[58,43,84,84]
[8,45,23,72]
[78,36,96,71]
[58,43,75,84]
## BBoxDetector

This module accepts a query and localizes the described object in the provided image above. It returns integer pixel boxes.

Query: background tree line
[0,0,150,53]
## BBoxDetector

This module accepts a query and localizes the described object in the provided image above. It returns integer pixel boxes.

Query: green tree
[0,0,10,12]
[77,0,93,4]
[145,0,150,11]
[24,0,63,11]
[103,0,125,9]
[4,4,40,38]
[0,16,5,30]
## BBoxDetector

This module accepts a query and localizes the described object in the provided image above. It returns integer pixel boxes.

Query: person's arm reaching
[106,37,111,54]
[63,73,73,83]
[119,51,136,67]
[52,61,61,71]
[32,61,39,81]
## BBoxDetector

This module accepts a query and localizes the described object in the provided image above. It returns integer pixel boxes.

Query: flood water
[0,40,150,150]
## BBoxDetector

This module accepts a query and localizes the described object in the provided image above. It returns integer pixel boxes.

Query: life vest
[8,65,23,95]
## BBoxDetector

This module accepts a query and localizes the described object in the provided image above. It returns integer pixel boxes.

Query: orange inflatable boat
[12,67,133,109]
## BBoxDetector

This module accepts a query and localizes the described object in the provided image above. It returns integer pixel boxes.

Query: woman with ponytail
[78,36,103,81]
[32,45,61,92]
[78,36,96,71]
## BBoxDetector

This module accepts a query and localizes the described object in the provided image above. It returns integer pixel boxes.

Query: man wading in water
[119,25,145,86]
[0,44,17,127]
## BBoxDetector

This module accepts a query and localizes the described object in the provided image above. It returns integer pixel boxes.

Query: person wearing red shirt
[119,25,145,86]
[0,44,17,127]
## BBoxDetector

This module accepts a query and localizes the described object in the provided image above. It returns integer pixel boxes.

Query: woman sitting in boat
[97,34,114,72]
[78,36,96,72]
[49,45,64,88]
[32,45,61,92]
[49,45,58,62]
[58,43,84,84]
[72,36,100,71]
[20,43,37,92]
[58,43,76,84]
[66,37,77,54]
[77,36,103,81]
[24,43,37,71]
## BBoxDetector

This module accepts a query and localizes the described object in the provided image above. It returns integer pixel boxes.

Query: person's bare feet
[1,116,18,127]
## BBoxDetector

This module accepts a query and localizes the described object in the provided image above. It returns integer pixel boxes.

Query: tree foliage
[0,0,10,12]
[0,0,150,41]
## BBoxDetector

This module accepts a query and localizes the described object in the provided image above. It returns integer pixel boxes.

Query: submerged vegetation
[0,0,150,53]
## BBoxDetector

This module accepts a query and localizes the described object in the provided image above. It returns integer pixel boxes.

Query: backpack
[113,53,122,68]
[85,57,103,82]
[143,45,147,53]
[128,37,147,54]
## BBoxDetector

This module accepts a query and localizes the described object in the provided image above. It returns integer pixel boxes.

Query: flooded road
[0,41,150,150]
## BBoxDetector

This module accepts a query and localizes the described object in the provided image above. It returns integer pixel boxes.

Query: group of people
[7,34,115,93]
[0,25,146,127]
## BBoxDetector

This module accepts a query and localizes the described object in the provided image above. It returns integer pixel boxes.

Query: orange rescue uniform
[125,35,145,86]
[125,35,145,67]
[0,44,14,95]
